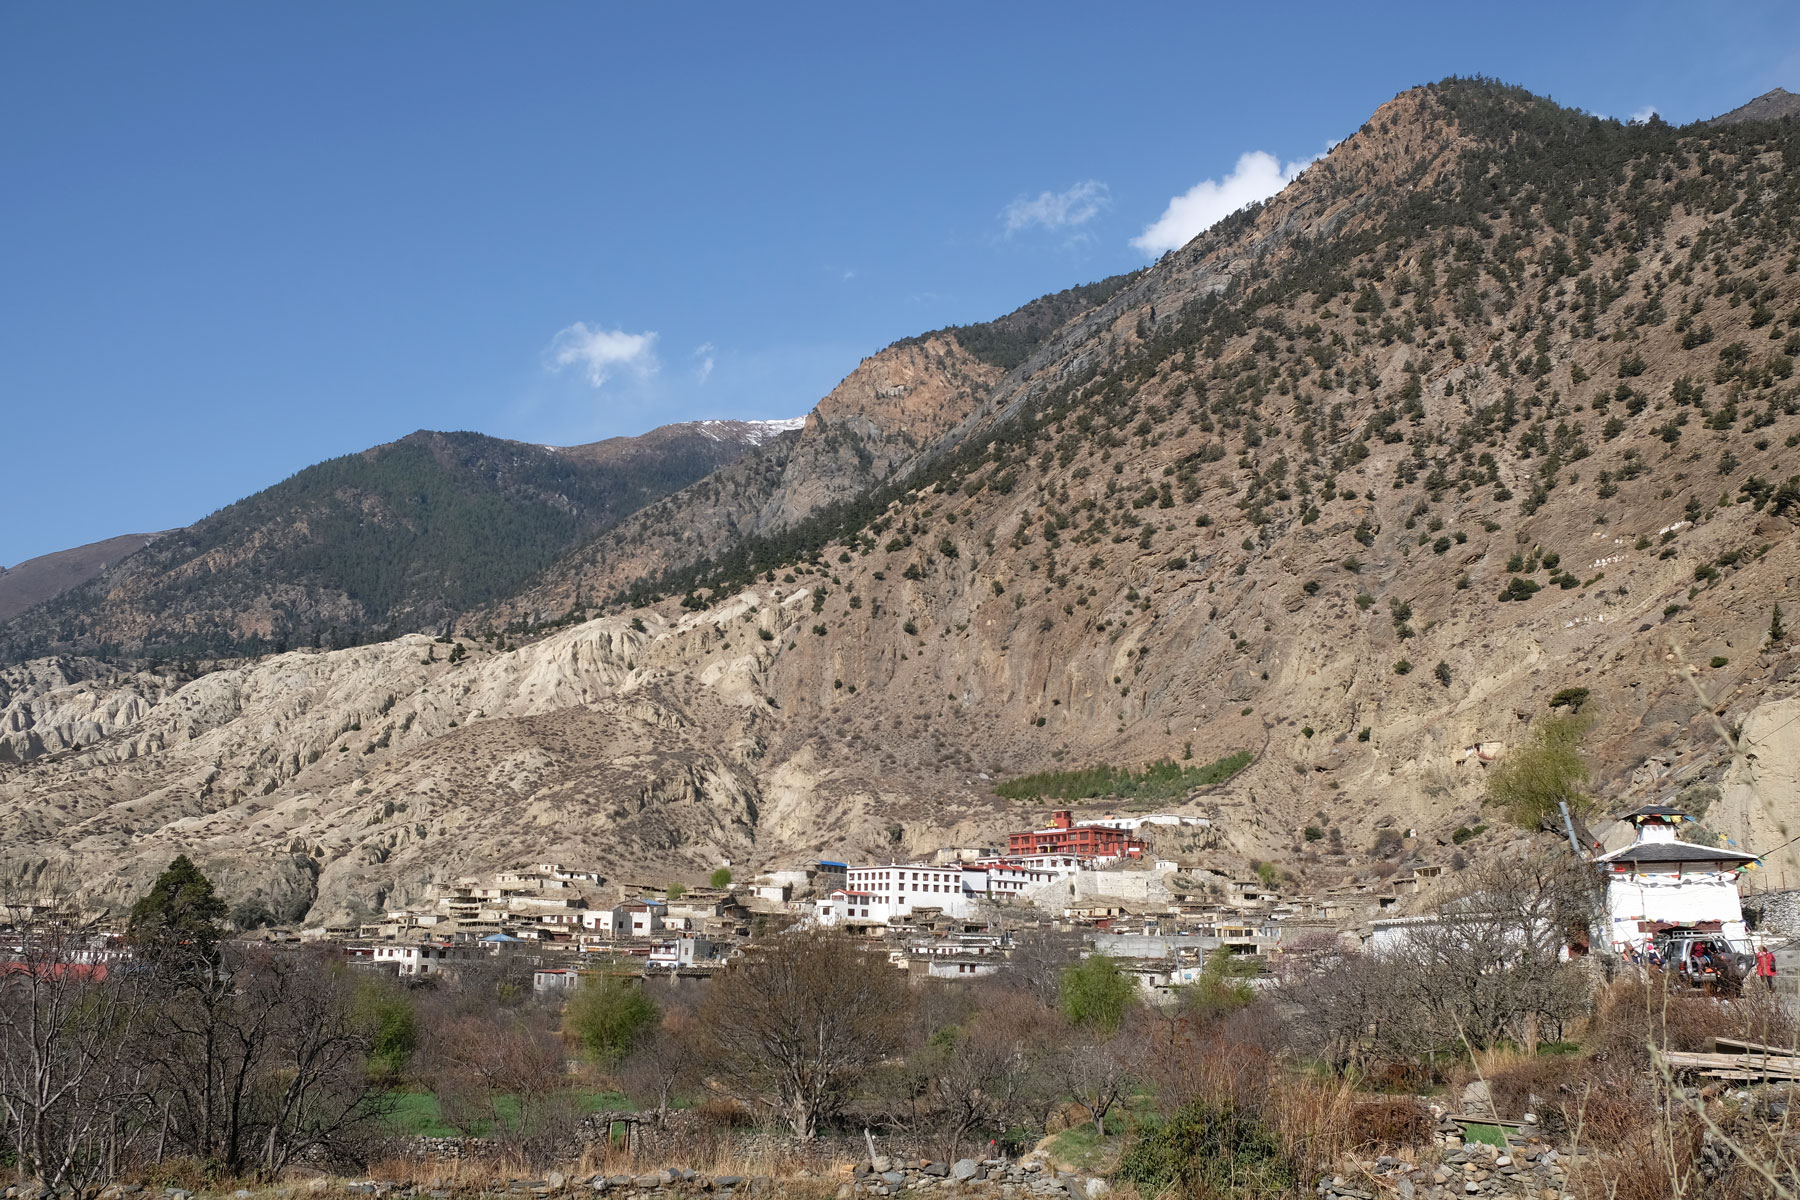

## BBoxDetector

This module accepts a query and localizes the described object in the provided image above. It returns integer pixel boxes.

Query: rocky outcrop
[751,337,1005,531]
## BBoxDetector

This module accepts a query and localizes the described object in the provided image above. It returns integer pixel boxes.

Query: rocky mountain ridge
[0,421,789,664]
[6,79,1800,920]
[0,532,167,622]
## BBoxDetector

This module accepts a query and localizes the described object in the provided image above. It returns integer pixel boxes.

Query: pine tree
[128,854,228,960]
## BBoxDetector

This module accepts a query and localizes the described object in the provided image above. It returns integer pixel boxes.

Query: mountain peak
[1707,86,1800,125]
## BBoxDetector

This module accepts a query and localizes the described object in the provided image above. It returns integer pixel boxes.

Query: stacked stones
[1315,1141,1570,1200]
[842,1156,1105,1199]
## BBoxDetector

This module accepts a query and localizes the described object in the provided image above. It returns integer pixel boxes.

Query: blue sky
[4,2,1798,565]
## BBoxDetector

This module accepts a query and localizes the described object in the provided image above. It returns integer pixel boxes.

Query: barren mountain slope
[0,533,167,622]
[0,603,1015,920]
[7,80,1800,920]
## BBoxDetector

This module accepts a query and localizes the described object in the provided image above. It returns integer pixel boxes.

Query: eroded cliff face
[753,336,1006,529]
[0,595,1017,923]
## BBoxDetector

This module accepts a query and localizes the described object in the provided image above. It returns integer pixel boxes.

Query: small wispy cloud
[544,323,659,388]
[1002,179,1111,236]
[1630,105,1660,123]
[693,342,716,385]
[1131,150,1320,257]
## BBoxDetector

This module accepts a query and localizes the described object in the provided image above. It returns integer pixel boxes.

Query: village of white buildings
[194,800,1795,1003]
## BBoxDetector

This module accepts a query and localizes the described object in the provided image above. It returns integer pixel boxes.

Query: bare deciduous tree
[0,880,153,1196]
[1054,1014,1146,1138]
[426,1007,576,1167]
[620,992,706,1128]
[1281,850,1600,1070]
[917,991,1050,1157]
[701,932,909,1137]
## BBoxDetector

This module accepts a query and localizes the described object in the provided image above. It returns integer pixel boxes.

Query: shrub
[1488,713,1592,828]
[1548,686,1590,713]
[566,976,659,1065]
[1349,1097,1433,1150]
[1392,659,1413,675]
[1498,576,1542,602]
[1059,954,1134,1034]
[996,751,1252,802]
[1118,1099,1297,1198]
[231,899,275,931]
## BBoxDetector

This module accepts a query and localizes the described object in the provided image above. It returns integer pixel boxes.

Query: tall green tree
[566,975,659,1065]
[1488,714,1592,830]
[128,854,228,959]
[1059,954,1135,1035]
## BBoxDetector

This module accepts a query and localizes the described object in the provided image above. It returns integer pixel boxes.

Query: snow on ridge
[698,416,806,445]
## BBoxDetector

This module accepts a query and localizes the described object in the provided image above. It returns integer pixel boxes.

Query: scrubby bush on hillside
[1488,713,1593,828]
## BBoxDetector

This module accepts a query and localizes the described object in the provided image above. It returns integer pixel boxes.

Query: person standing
[1755,945,1778,993]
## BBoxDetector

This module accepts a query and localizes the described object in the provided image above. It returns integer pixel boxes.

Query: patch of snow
[697,417,806,446]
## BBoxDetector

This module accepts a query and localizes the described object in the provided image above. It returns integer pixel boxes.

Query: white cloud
[693,342,716,385]
[1002,180,1111,236]
[1131,150,1319,257]
[1630,105,1659,123]
[544,323,659,388]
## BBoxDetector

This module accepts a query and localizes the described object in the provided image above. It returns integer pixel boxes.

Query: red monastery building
[1007,810,1146,859]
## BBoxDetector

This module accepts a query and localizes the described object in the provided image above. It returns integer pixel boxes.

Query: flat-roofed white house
[373,943,476,977]
[814,889,878,925]
[962,863,1059,900]
[814,864,980,926]
[1596,805,1760,952]
[647,937,716,968]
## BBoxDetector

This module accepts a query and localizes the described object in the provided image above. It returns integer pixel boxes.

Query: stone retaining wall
[1316,1139,1568,1200]
[844,1156,1103,1199]
[1746,887,1800,937]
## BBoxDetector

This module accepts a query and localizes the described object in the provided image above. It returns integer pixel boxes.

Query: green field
[384,1090,633,1137]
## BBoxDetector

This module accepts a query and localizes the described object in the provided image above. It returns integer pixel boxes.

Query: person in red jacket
[1755,945,1778,993]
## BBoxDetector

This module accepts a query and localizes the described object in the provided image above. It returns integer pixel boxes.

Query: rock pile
[1315,1140,1569,1200]
[843,1156,1105,1199]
